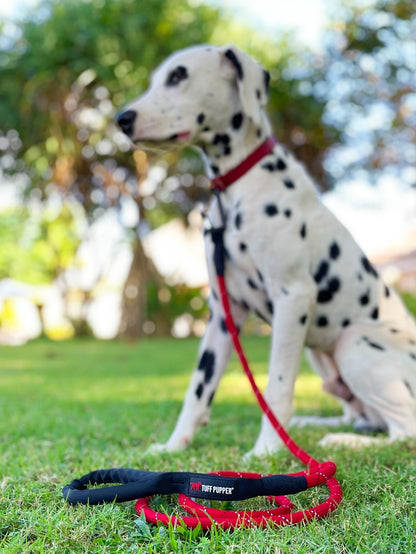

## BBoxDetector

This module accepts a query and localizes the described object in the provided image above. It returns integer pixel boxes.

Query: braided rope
[134,273,342,529]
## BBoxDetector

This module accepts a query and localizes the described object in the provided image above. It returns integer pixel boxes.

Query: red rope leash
[135,271,342,530]
[64,137,342,530]
[135,147,343,529]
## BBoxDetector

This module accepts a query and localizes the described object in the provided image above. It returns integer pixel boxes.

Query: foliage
[0,203,81,284]
[402,292,416,319]
[0,0,221,212]
[322,0,416,188]
[0,0,335,215]
[147,282,208,337]
[0,0,338,338]
[1,337,416,551]
[1,0,415,339]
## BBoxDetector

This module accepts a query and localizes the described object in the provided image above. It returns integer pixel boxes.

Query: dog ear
[220,46,270,126]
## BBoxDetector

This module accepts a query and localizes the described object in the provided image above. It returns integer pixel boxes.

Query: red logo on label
[190,481,202,491]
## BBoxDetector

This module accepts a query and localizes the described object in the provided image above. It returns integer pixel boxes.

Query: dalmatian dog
[117,44,416,455]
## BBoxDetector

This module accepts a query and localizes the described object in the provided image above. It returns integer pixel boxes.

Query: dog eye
[166,66,188,87]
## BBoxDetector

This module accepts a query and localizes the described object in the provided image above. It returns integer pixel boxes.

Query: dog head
[116,45,270,148]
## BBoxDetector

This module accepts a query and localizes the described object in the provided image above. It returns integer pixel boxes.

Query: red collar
[211,136,277,192]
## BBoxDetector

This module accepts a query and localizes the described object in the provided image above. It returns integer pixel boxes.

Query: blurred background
[0,0,415,345]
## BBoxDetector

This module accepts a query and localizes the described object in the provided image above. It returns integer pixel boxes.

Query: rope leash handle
[203,215,342,527]
[63,468,313,505]
[62,189,343,528]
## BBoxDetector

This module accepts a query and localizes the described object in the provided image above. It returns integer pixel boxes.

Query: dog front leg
[248,283,314,457]
[148,300,248,453]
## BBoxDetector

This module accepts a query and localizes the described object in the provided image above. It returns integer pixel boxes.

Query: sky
[209,0,329,49]
[0,0,329,49]
[1,0,414,257]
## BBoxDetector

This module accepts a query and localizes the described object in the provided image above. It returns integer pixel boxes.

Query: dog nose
[116,110,137,137]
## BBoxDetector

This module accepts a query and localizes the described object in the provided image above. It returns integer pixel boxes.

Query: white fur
[118,45,416,455]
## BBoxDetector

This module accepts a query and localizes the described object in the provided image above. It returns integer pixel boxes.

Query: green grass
[1,337,416,553]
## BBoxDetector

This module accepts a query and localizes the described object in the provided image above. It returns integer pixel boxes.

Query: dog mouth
[132,130,192,147]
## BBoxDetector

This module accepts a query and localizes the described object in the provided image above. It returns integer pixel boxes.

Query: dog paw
[319,432,386,448]
[243,443,281,460]
[146,437,190,455]
[353,416,386,435]
[146,443,169,455]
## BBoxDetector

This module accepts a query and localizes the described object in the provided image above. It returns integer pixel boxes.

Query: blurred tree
[0,204,81,284]
[321,0,416,189]
[0,0,337,339]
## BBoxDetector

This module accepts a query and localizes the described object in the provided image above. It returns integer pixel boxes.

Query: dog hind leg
[290,349,364,429]
[320,323,416,447]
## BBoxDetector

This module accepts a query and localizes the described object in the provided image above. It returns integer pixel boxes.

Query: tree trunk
[118,237,161,341]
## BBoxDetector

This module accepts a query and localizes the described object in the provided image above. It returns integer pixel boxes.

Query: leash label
[188,475,238,500]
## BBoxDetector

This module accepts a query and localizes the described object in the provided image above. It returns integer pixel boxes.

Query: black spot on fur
[241,299,250,310]
[284,208,292,218]
[317,289,332,304]
[247,278,258,290]
[208,391,215,406]
[220,318,227,333]
[166,65,188,86]
[277,158,287,170]
[362,336,385,351]
[235,212,242,230]
[384,285,390,297]
[211,164,220,175]
[359,291,370,306]
[264,203,278,216]
[256,89,261,100]
[266,300,274,314]
[342,318,351,327]
[370,307,379,320]
[316,315,329,327]
[262,158,287,172]
[197,113,205,125]
[239,242,247,252]
[231,112,244,130]
[284,179,295,189]
[255,309,268,322]
[404,380,414,397]
[300,223,307,239]
[390,328,399,334]
[317,277,340,304]
[224,49,243,79]
[299,314,308,325]
[329,242,341,260]
[213,133,231,156]
[263,70,270,93]
[314,261,329,284]
[262,162,276,172]
[198,350,215,383]
[328,276,341,293]
[195,382,204,399]
[410,353,416,361]
[257,269,264,283]
[361,256,378,278]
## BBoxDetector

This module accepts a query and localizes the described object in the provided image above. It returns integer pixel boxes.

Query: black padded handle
[63,468,308,505]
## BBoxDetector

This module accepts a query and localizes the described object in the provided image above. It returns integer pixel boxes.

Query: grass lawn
[1,336,416,553]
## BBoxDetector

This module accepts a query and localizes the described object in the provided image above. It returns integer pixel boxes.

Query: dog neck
[198,115,273,188]
[210,136,277,192]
